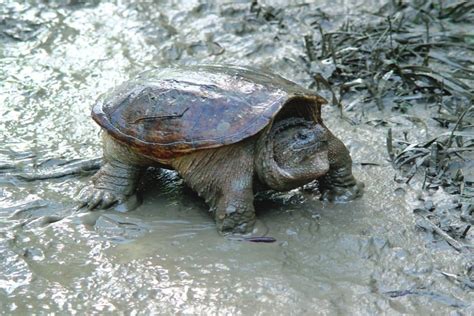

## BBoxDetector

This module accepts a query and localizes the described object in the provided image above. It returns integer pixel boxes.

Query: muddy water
[1,1,472,314]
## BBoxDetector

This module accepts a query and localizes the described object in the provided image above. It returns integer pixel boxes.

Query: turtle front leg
[213,183,256,234]
[318,131,364,202]
[171,139,256,234]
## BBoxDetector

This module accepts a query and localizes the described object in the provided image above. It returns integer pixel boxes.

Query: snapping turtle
[79,64,363,233]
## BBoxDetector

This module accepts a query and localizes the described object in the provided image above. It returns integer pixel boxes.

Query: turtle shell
[92,64,327,159]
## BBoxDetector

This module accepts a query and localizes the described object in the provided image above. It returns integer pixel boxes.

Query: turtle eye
[296,130,309,141]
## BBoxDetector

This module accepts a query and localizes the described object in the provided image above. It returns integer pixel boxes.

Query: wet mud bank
[0,0,472,314]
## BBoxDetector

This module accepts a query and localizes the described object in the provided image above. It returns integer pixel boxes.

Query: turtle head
[255,117,330,191]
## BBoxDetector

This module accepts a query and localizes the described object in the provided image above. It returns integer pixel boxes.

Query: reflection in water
[0,1,472,314]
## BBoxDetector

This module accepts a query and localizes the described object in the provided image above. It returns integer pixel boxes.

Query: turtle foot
[216,212,256,235]
[224,219,276,242]
[78,186,140,212]
[320,180,364,203]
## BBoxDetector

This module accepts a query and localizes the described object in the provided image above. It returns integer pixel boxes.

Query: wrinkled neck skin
[254,117,330,191]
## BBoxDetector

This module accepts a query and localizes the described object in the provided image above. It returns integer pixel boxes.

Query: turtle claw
[78,186,125,210]
[101,191,116,209]
[77,185,140,212]
[216,213,256,235]
[321,181,364,203]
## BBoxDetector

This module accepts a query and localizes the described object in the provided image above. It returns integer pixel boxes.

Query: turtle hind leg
[78,134,147,211]
[171,139,256,234]
[79,159,143,211]
[319,131,364,202]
